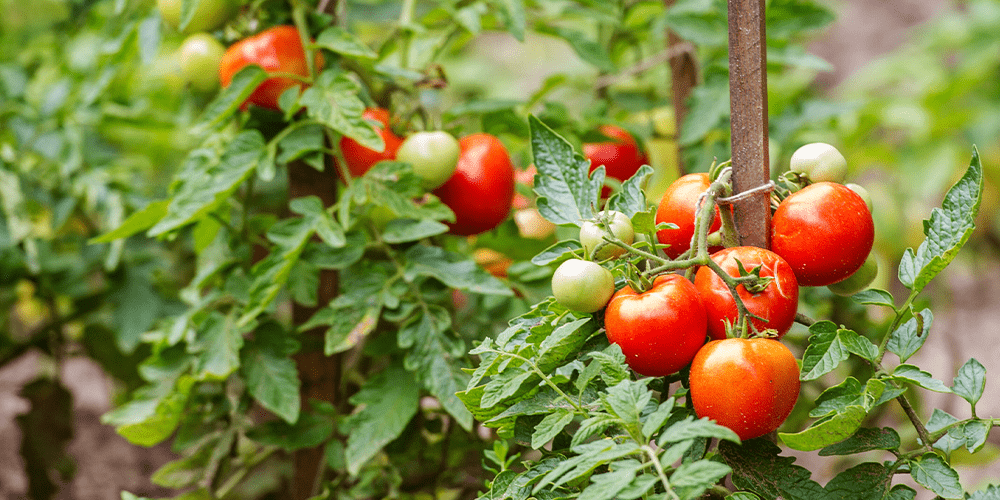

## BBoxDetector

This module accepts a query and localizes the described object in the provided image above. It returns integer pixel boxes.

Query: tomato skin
[218,26,322,111]
[604,274,708,377]
[789,142,847,184]
[158,0,235,34]
[178,33,226,92]
[583,125,648,197]
[397,131,461,189]
[826,253,878,296]
[433,134,515,236]
[339,108,403,177]
[694,247,798,340]
[580,211,634,260]
[689,338,800,440]
[655,173,723,259]
[552,259,615,313]
[771,182,875,286]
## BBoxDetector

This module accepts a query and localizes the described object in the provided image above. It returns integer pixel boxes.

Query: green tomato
[396,131,460,189]
[845,183,873,212]
[178,33,226,92]
[827,253,878,296]
[580,211,634,260]
[551,259,615,313]
[789,143,847,183]
[158,0,236,34]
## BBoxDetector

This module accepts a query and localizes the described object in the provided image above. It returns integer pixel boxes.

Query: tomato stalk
[643,445,682,500]
[288,0,320,79]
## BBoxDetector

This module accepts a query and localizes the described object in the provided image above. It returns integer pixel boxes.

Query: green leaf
[344,366,420,475]
[726,493,762,500]
[90,199,168,243]
[967,484,1000,500]
[671,460,732,500]
[110,265,162,353]
[531,240,583,265]
[404,245,513,295]
[642,400,675,439]
[679,79,729,145]
[659,417,741,446]
[494,0,526,41]
[779,405,866,451]
[800,322,878,380]
[192,312,245,379]
[534,441,641,492]
[540,26,614,72]
[301,70,382,150]
[603,379,652,425]
[889,364,952,393]
[381,218,450,243]
[934,420,990,454]
[199,66,269,128]
[240,217,316,326]
[241,324,301,424]
[909,453,963,499]
[719,439,826,500]
[314,27,377,59]
[103,376,195,447]
[531,408,574,449]
[952,358,986,408]
[529,116,604,226]
[810,377,865,418]
[850,288,895,308]
[823,462,891,500]
[898,148,983,294]
[888,484,917,500]
[608,165,654,217]
[886,309,933,363]
[248,407,334,451]
[818,427,901,456]
[290,196,345,247]
[150,131,265,236]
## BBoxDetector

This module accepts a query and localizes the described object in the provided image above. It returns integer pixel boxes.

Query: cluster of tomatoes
[553,142,876,441]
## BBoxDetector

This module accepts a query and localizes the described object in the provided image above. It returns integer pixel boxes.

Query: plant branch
[643,445,681,500]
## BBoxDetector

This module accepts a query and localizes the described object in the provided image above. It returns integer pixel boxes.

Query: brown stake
[727,0,771,249]
[665,0,698,175]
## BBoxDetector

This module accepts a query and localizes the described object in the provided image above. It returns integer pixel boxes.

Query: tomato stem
[643,445,682,500]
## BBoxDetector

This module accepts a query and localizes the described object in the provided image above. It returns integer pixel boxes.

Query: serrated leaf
[301,70,382,150]
[642,400,675,439]
[608,165,654,216]
[241,325,301,423]
[277,124,326,165]
[823,462,891,500]
[531,409,574,449]
[966,484,1000,500]
[726,493,761,500]
[541,27,614,72]
[909,453,963,499]
[529,116,604,226]
[890,364,952,393]
[534,441,641,492]
[850,288,895,308]
[660,417,741,445]
[898,148,983,294]
[248,408,334,451]
[780,405,866,451]
[603,379,652,426]
[888,484,917,500]
[810,377,865,418]
[818,427,901,456]
[719,439,826,500]
[192,312,245,379]
[800,322,878,380]
[531,240,583,265]
[381,218,449,243]
[680,80,729,145]
[90,200,168,243]
[404,245,513,296]
[886,309,933,363]
[314,27,377,59]
[344,367,420,475]
[952,358,986,408]
[199,66,268,127]
[102,376,195,447]
[671,460,731,500]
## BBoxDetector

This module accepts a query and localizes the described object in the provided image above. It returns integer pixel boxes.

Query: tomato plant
[396,130,460,189]
[157,0,235,34]
[218,25,321,111]
[433,133,515,236]
[771,181,875,286]
[583,124,648,196]
[689,337,800,440]
[579,210,634,260]
[338,107,403,178]
[178,32,226,92]
[551,259,614,313]
[655,172,723,259]
[604,273,708,377]
[695,246,799,340]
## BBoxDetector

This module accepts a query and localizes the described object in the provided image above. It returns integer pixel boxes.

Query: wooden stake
[728,0,771,249]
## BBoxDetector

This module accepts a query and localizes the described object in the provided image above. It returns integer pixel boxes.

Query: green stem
[874,290,918,366]
[480,347,586,414]
[289,1,319,79]
[896,391,934,451]
[643,445,681,500]
[398,0,417,69]
[794,312,817,327]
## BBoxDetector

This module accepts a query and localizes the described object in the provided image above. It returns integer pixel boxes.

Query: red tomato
[433,134,515,236]
[655,173,723,259]
[689,338,800,440]
[339,108,403,177]
[771,182,874,286]
[218,26,323,111]
[583,125,648,197]
[604,274,707,377]
[694,247,799,340]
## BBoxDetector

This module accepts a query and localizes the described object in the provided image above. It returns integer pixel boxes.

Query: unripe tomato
[218,26,323,111]
[178,33,226,92]
[826,253,879,296]
[604,274,707,377]
[655,173,723,259]
[433,133,515,235]
[694,247,799,340]
[579,211,634,260]
[845,183,872,212]
[771,182,875,286]
[789,142,847,183]
[397,131,460,190]
[583,125,648,197]
[158,0,236,34]
[689,338,800,441]
[552,259,615,313]
[514,208,556,240]
[339,107,403,178]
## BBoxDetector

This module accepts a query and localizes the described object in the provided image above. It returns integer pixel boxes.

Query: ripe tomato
[771,182,874,286]
[552,259,615,313]
[655,173,723,259]
[178,33,226,92]
[218,26,323,111]
[604,274,707,377]
[689,338,800,440]
[433,133,515,236]
[158,0,235,34]
[694,247,798,340]
[789,142,847,184]
[579,210,634,260]
[583,125,648,197]
[474,248,513,279]
[397,131,460,189]
[339,108,403,178]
